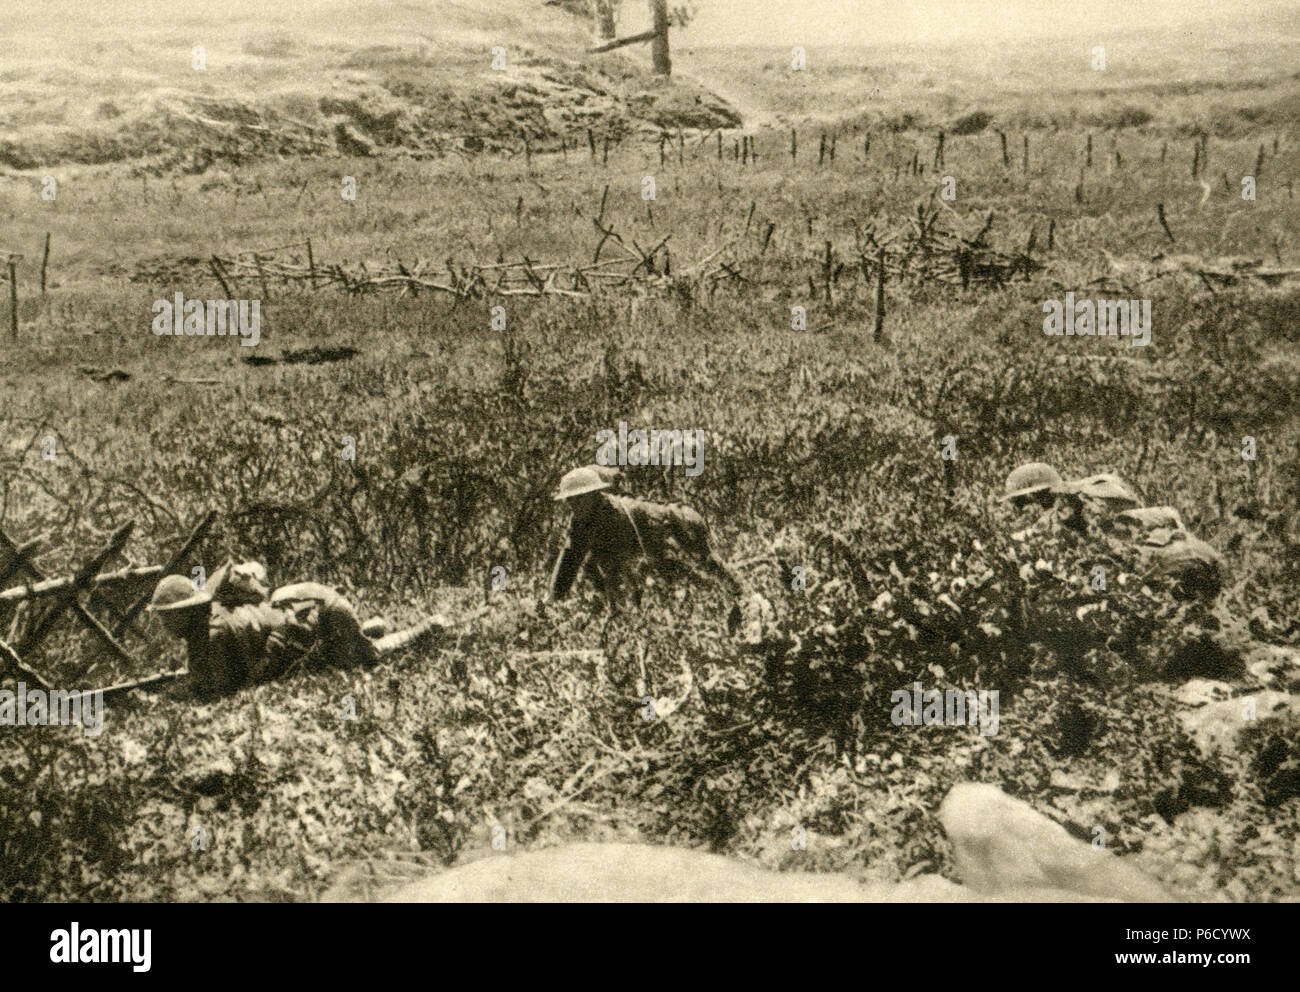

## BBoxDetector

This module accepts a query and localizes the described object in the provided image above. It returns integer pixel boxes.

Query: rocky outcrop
[937,784,1175,902]
[322,783,1175,903]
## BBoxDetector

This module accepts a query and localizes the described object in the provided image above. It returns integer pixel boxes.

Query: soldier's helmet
[554,465,615,501]
[1061,473,1139,512]
[147,574,213,612]
[1001,463,1064,504]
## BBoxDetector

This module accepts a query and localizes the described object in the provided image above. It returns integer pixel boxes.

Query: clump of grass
[950,109,993,135]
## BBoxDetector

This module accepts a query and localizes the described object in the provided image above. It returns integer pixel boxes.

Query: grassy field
[2,3,1300,902]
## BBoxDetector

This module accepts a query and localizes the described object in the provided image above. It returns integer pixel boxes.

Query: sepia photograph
[0,0,1297,947]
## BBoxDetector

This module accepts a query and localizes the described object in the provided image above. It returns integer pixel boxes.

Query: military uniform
[551,472,741,607]
[150,567,381,698]
[1118,526,1224,600]
[1001,463,1227,599]
[185,588,378,697]
[270,582,380,670]
[1061,481,1224,599]
[193,601,296,698]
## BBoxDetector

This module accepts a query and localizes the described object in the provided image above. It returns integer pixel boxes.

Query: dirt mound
[0,50,741,173]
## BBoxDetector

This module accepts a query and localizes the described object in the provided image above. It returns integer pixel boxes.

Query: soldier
[549,465,743,609]
[148,569,406,698]
[1001,463,1141,533]
[1000,462,1079,537]
[999,462,1224,599]
[1060,476,1222,601]
[1060,472,1140,515]
[1132,528,1224,600]
[1000,461,1067,510]
[996,464,1300,691]
[207,559,394,637]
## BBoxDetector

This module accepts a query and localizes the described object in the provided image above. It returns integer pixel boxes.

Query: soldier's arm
[550,518,592,601]
[196,622,247,698]
[673,506,744,594]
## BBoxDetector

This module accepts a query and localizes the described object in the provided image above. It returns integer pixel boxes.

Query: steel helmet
[147,574,213,612]
[553,465,615,501]
[1062,473,1139,510]
[1001,462,1064,503]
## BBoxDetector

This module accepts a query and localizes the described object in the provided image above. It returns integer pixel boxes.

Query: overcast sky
[639,0,1288,46]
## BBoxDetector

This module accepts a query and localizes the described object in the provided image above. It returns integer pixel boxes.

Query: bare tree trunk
[650,0,671,76]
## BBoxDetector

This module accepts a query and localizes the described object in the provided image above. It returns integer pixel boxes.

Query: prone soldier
[1000,461,1225,599]
[148,560,419,698]
[998,461,1300,692]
